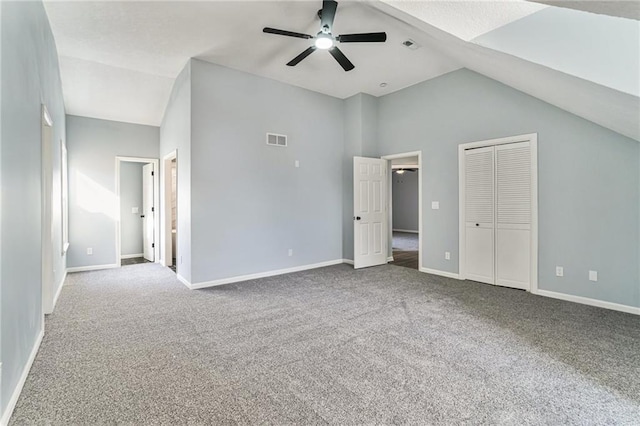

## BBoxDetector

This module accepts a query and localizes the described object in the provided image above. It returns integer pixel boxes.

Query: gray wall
[392,171,419,232]
[119,162,143,256]
[376,68,639,308]
[159,61,191,281]
[189,59,343,284]
[66,115,159,268]
[342,93,379,260]
[0,0,66,416]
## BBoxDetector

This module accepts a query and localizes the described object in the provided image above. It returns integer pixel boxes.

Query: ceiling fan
[263,0,387,71]
[394,168,417,174]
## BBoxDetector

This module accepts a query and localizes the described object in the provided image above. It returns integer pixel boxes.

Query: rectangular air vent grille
[266,133,287,147]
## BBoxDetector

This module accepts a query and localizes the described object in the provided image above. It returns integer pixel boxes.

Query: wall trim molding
[181,259,346,290]
[387,256,394,262]
[120,253,144,259]
[47,270,67,315]
[420,267,462,280]
[0,329,44,426]
[392,229,418,234]
[176,273,191,289]
[342,259,354,265]
[66,263,118,273]
[533,289,640,315]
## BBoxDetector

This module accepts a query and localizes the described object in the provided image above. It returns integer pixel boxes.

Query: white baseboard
[533,289,640,315]
[342,259,354,265]
[120,253,143,259]
[0,328,44,425]
[45,270,67,315]
[393,229,419,234]
[182,259,346,290]
[387,256,394,262]
[66,263,118,273]
[176,273,191,289]
[420,267,462,280]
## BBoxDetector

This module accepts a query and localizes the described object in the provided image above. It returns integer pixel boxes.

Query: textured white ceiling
[380,0,547,41]
[374,0,640,141]
[529,0,640,20]
[43,0,464,126]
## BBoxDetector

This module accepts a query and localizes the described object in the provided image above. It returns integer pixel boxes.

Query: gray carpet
[392,231,419,251]
[9,263,640,425]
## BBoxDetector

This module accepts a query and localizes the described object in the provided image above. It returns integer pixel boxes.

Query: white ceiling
[43,0,639,141]
[44,0,469,126]
[529,1,640,20]
[375,0,640,141]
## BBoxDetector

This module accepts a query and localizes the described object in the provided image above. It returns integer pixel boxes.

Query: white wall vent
[266,133,287,147]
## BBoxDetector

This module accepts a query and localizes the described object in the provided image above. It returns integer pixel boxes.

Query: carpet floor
[9,263,640,425]
[392,231,418,251]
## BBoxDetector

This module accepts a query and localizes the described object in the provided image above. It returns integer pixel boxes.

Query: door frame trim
[161,150,177,267]
[41,104,54,318]
[381,151,423,271]
[458,133,538,292]
[115,156,160,267]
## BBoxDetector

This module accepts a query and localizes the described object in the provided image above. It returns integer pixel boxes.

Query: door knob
[355,216,361,221]
[475,223,479,226]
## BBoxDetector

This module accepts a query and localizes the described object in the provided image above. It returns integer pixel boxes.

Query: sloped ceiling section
[43,0,463,126]
[375,1,640,141]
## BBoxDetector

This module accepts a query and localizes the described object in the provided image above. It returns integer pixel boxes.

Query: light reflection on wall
[75,171,117,220]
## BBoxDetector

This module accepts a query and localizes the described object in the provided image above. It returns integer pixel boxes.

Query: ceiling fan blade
[287,46,318,66]
[321,0,338,31]
[329,46,354,71]
[263,27,313,39]
[337,32,387,43]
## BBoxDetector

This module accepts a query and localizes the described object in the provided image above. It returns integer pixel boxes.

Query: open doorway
[116,156,159,267]
[382,152,422,271]
[162,151,177,273]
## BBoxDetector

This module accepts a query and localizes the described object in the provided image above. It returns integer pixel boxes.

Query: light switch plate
[556,266,563,277]
[431,201,440,210]
[589,270,598,281]
[295,160,300,168]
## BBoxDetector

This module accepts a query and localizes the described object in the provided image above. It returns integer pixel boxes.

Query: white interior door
[464,147,495,284]
[495,142,531,290]
[142,163,155,262]
[353,157,387,269]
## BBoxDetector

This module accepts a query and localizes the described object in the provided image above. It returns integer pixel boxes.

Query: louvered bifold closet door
[495,142,531,290]
[464,146,495,284]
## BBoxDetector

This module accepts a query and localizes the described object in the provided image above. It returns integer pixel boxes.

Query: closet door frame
[458,133,538,293]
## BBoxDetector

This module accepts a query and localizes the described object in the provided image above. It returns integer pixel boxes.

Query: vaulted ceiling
[43,0,639,141]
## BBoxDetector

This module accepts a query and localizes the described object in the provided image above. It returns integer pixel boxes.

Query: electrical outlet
[295,160,300,168]
[87,248,93,255]
[589,270,598,282]
[445,252,451,260]
[288,249,293,257]
[555,266,563,277]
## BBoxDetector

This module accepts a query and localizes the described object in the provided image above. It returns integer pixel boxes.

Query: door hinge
[151,207,154,212]
[152,243,155,248]
[151,171,154,176]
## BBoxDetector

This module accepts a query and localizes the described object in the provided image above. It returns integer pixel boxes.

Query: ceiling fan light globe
[315,36,334,50]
